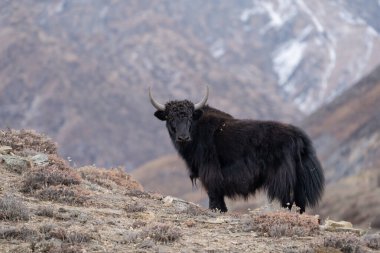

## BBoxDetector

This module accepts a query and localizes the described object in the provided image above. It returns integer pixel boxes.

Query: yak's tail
[295,136,325,209]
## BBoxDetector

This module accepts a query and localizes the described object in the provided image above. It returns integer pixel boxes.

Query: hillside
[302,64,380,183]
[1,130,379,252]
[1,0,380,169]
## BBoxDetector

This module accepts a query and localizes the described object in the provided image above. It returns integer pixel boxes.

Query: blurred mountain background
[1,0,379,227]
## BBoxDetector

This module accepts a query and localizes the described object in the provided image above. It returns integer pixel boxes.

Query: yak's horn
[148,87,165,111]
[194,86,209,110]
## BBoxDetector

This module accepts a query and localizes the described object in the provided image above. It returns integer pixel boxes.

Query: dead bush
[39,223,56,236]
[0,129,57,154]
[124,202,147,213]
[35,206,54,218]
[242,211,319,237]
[324,234,364,253]
[0,195,30,221]
[363,234,380,250]
[47,154,71,170]
[78,166,143,190]
[144,223,181,243]
[0,226,38,241]
[132,220,147,229]
[22,167,81,193]
[48,226,91,244]
[36,185,88,205]
[122,230,141,244]
[184,205,207,216]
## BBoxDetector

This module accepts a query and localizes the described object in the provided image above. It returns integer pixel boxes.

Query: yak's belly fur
[214,120,302,199]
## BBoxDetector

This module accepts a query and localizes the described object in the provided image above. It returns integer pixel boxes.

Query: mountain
[303,64,380,228]
[1,0,380,169]
[302,64,380,183]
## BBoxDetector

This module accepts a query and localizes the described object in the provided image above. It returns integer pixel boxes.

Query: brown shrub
[35,206,55,218]
[47,154,71,170]
[144,223,181,243]
[78,166,143,190]
[22,167,81,193]
[48,226,91,244]
[242,211,319,237]
[36,185,88,205]
[132,220,147,229]
[124,202,147,213]
[0,195,30,221]
[0,129,57,154]
[363,234,380,250]
[324,234,364,253]
[0,226,38,241]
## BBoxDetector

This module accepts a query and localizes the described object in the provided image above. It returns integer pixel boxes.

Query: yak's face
[154,100,203,143]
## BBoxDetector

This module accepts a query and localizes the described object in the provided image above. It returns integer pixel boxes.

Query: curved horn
[194,86,209,110]
[148,87,165,111]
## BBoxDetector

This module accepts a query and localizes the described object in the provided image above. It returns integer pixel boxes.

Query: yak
[149,86,324,213]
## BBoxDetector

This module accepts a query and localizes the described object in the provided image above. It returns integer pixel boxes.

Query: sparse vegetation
[78,166,142,191]
[22,166,81,193]
[0,226,38,240]
[124,202,147,213]
[0,129,57,155]
[242,211,319,237]
[323,234,364,253]
[35,206,55,218]
[144,223,182,243]
[0,195,30,221]
[36,186,88,205]
[363,234,380,250]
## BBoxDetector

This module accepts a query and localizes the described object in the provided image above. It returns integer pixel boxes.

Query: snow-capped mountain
[0,0,379,168]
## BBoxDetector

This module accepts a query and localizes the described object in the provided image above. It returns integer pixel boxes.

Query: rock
[321,219,365,235]
[0,146,13,155]
[162,196,174,205]
[29,153,49,166]
[0,155,30,174]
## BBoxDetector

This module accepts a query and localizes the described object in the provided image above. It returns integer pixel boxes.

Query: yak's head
[149,87,208,143]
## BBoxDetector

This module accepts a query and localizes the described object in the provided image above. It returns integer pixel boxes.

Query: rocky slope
[1,130,379,252]
[1,0,380,168]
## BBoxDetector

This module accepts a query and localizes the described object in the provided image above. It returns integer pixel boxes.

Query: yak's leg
[294,183,306,214]
[208,192,227,213]
[281,190,293,211]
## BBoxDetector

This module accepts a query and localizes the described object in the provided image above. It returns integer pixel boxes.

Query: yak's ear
[193,109,203,120]
[154,110,167,121]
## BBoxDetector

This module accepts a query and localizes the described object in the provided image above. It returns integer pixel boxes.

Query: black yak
[149,87,324,213]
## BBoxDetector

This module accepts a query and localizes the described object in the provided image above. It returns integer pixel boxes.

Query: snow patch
[240,0,297,33]
[272,26,312,86]
[210,40,226,59]
[273,40,306,86]
[296,0,325,33]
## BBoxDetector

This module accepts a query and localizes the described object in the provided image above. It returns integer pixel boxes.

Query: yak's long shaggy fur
[153,102,324,213]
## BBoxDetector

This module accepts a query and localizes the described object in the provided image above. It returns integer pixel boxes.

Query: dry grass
[0,129,57,155]
[144,223,182,243]
[78,166,143,191]
[22,166,81,193]
[0,226,38,241]
[124,202,147,213]
[242,211,319,237]
[363,234,380,250]
[0,195,30,221]
[36,185,89,205]
[35,206,55,218]
[323,234,364,253]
